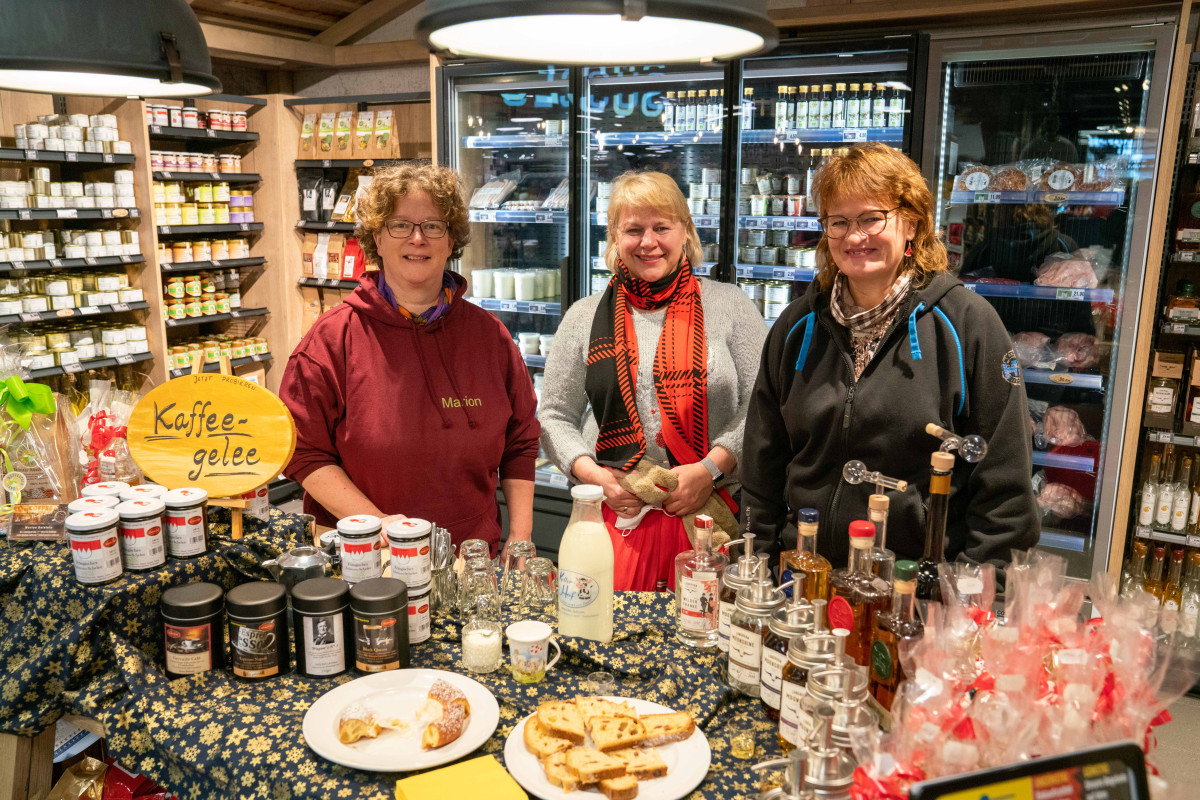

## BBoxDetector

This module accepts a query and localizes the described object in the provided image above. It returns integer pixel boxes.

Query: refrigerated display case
[732,37,925,324]
[920,23,1176,580]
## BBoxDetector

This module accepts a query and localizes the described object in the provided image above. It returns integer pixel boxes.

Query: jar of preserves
[170,346,189,369]
[171,242,193,263]
[165,277,185,299]
[166,301,186,320]
[191,241,211,262]
[197,204,216,226]
[215,293,231,314]
[201,293,217,316]
[203,340,220,363]
[183,274,202,297]
[202,273,217,294]
[211,240,230,261]
[184,298,203,317]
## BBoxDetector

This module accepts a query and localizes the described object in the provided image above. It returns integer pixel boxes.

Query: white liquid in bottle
[557,484,614,643]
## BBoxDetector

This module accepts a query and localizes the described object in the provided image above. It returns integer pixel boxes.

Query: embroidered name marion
[441,396,481,408]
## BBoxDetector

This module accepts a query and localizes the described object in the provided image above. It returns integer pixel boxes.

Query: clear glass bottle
[867,493,896,591]
[827,520,888,668]
[794,86,808,130]
[871,82,887,127]
[1156,452,1177,530]
[1121,539,1149,597]
[1164,547,1186,612]
[718,534,758,656]
[1180,552,1200,640]
[869,560,923,711]
[695,89,709,132]
[831,82,846,128]
[806,84,821,129]
[1173,456,1193,532]
[760,588,814,721]
[775,85,788,133]
[916,451,954,615]
[1147,376,1179,422]
[888,86,908,128]
[779,508,831,603]
[684,89,698,132]
[846,83,861,128]
[675,514,727,649]
[778,600,835,752]
[1145,545,1167,603]
[741,87,754,130]
[1139,453,1160,527]
[727,559,785,696]
[784,86,796,131]
[556,484,614,642]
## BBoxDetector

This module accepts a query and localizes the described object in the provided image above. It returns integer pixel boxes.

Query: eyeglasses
[819,207,901,239]
[383,218,449,239]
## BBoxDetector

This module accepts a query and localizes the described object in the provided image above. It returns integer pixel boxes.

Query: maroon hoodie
[279,271,540,549]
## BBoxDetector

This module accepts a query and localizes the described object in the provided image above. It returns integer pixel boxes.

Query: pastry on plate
[543,749,595,793]
[337,702,382,745]
[524,716,576,759]
[565,746,627,784]
[638,712,695,746]
[590,715,647,752]
[599,773,639,800]
[608,747,668,780]
[421,678,472,750]
[538,700,585,744]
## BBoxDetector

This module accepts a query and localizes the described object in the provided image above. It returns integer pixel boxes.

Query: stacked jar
[153,181,252,227]
[157,238,250,265]
[145,105,247,132]
[470,267,560,301]
[167,335,268,371]
[0,167,137,210]
[13,113,131,155]
[163,267,241,320]
[17,321,148,369]
[0,271,143,317]
[0,228,140,264]
[150,150,243,173]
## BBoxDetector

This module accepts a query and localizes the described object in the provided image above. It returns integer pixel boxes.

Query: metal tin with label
[387,517,433,588]
[350,577,409,673]
[161,582,225,679]
[114,498,167,572]
[226,581,289,680]
[337,514,383,584]
[291,577,352,677]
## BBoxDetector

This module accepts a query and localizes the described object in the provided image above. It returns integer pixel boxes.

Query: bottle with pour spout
[760,579,814,721]
[728,559,786,696]
[557,484,614,643]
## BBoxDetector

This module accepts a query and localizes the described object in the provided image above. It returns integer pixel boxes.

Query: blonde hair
[604,171,703,273]
[355,163,471,266]
[811,143,948,291]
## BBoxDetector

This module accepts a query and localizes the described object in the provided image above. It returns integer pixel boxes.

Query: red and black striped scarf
[586,257,734,512]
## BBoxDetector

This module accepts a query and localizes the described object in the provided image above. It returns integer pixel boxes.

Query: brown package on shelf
[235,360,267,386]
[300,286,322,334]
[325,235,346,280]
[297,113,317,158]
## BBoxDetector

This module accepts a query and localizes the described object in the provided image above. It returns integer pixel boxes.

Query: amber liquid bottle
[1145,546,1168,602]
[916,451,954,616]
[869,559,923,711]
[1164,547,1186,611]
[827,520,888,668]
[780,508,831,602]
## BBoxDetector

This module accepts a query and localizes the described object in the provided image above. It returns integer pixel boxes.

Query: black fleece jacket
[741,271,1039,570]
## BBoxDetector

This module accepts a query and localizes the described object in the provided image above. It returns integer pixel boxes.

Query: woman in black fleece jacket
[741,144,1039,570]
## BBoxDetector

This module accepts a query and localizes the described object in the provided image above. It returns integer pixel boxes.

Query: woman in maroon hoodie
[279,164,540,555]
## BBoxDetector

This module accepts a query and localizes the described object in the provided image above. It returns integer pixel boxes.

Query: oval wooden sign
[128,373,296,497]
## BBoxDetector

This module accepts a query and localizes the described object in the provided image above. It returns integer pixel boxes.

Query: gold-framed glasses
[819,207,900,239]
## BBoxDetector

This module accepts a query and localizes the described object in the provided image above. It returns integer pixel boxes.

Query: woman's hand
[663,462,714,517]
[574,457,644,518]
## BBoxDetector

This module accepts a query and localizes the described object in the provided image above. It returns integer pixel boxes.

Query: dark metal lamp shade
[0,0,220,97]
[417,0,778,64]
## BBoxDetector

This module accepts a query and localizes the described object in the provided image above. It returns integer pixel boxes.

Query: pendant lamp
[417,0,778,65]
[0,0,220,97]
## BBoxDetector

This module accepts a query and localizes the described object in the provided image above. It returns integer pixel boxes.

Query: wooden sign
[127,373,296,497]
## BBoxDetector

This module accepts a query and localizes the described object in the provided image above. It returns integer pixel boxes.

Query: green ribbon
[0,376,56,430]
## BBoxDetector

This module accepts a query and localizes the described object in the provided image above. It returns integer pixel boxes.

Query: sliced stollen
[589,714,647,752]
[524,716,576,759]
[565,746,628,783]
[576,696,638,726]
[608,747,669,780]
[638,712,695,746]
[543,750,595,793]
[599,773,639,800]
[537,700,585,744]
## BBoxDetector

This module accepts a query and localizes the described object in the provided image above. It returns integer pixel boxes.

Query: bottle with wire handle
[751,748,814,800]
[916,451,955,618]
[925,422,988,462]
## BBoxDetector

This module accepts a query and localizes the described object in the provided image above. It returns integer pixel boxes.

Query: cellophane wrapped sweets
[76,378,143,486]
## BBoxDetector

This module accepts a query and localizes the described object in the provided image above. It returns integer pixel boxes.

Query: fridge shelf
[592,131,722,147]
[468,297,561,316]
[961,282,1115,303]
[591,213,719,229]
[534,465,570,490]
[736,264,817,282]
[739,216,823,231]
[949,190,1124,206]
[1039,529,1087,553]
[741,127,905,144]
[461,134,567,149]
[1133,525,1198,548]
[1145,429,1200,447]
[1031,450,1096,472]
[1023,369,1104,390]
[590,257,713,276]
[469,209,567,224]
[523,354,546,368]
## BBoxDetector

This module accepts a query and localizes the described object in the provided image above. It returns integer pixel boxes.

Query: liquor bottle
[795,85,809,129]
[775,85,788,133]
[1173,456,1194,532]
[1180,552,1200,639]
[685,89,698,132]
[868,559,922,711]
[728,559,786,696]
[818,84,834,128]
[1121,539,1149,597]
[803,152,820,213]
[711,89,723,132]
[696,90,709,133]
[1164,547,1186,612]
[867,493,896,587]
[846,83,861,128]
[675,514,728,649]
[1167,279,1200,322]
[807,84,821,129]
[785,86,797,131]
[1145,545,1167,603]
[760,586,812,720]
[1156,452,1176,530]
[872,83,887,127]
[779,508,831,602]
[832,83,846,128]
[742,88,755,130]
[1139,453,1160,527]
[663,91,676,133]
[827,520,889,667]
[915,451,954,616]
[888,86,907,128]
[1190,459,1200,533]
[557,484,614,642]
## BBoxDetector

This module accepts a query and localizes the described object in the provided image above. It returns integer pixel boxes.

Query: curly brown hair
[355,163,471,267]
[811,143,948,291]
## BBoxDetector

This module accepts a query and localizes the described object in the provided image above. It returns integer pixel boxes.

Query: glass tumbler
[499,540,537,602]
[522,557,559,624]
[459,556,501,622]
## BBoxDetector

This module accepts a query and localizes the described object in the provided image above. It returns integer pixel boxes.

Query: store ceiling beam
[312,0,423,46]
[769,0,1176,27]
[220,0,338,32]
[201,21,429,68]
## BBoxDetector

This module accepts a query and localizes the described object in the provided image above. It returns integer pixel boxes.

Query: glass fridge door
[443,65,571,490]
[735,38,921,324]
[581,65,727,295]
[922,24,1174,580]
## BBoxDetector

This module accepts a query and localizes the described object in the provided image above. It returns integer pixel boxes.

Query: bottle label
[1139,499,1155,526]
[779,680,808,745]
[1157,497,1174,526]
[559,569,601,610]
[871,639,893,681]
[1174,495,1190,531]
[1191,492,1200,527]
[302,613,345,676]
[728,626,763,685]
[760,649,788,709]
[679,571,719,632]
[1165,599,1180,612]
[1182,601,1199,637]
[828,595,855,631]
[717,599,735,652]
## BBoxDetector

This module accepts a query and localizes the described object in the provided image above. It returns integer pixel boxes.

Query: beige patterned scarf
[830,272,911,379]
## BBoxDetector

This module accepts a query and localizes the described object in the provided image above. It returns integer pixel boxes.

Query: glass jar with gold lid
[183,274,202,297]
[165,277,185,299]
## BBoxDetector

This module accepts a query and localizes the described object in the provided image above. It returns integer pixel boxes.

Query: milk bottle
[557,484,614,642]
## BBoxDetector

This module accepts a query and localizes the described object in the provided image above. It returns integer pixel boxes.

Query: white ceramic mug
[505,619,561,684]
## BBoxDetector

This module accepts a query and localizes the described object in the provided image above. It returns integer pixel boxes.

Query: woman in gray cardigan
[539,171,767,591]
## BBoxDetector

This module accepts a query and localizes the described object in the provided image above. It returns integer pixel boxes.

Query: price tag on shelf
[210,259,221,267]
[772,268,791,280]
[48,259,62,268]
[24,150,37,160]
[528,303,547,314]
[321,160,332,168]
[768,218,786,229]
[56,209,77,219]
[18,312,40,322]
[149,125,162,134]
[841,129,868,142]
[79,306,100,315]
[1158,431,1173,443]
[63,362,84,374]
[240,223,251,231]
[17,210,31,220]
[535,212,552,223]
[1190,536,1200,548]
[160,226,171,234]
[112,302,130,312]
[210,173,220,180]
[325,220,337,228]
[65,151,77,162]
[252,354,267,362]
[974,192,1002,203]
[736,266,753,278]
[102,154,114,164]
[100,209,112,219]
[1136,526,1152,539]
[10,261,22,271]
[499,300,518,312]
[1172,323,1187,334]
[84,257,97,266]
[55,309,74,318]
[120,255,131,264]
[596,213,607,226]
[1055,288,1085,301]
[160,171,172,179]
[476,210,497,222]
[206,129,216,138]
[115,355,135,365]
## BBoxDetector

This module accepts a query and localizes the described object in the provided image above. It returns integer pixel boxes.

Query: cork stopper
[931,451,955,471]
[869,494,889,512]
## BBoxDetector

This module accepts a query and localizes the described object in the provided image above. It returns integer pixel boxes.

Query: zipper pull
[842,385,855,429]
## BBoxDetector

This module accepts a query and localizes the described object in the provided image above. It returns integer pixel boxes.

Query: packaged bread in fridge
[1040,162,1083,191]
[1034,252,1098,289]
[990,165,1028,191]
[955,164,992,191]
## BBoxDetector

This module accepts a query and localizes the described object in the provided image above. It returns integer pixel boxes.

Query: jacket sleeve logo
[1001,350,1022,386]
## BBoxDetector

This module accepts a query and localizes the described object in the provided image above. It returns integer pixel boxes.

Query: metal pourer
[725,533,758,579]
[842,460,908,494]
[752,749,813,800]
[810,599,827,634]
[831,628,850,667]
[781,579,811,624]
[926,422,988,463]
[805,704,856,795]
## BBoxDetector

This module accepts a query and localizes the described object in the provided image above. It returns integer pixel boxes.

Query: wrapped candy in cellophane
[74,378,145,486]
[851,551,1200,800]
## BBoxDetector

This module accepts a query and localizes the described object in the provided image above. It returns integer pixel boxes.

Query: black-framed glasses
[819,207,901,239]
[383,218,449,239]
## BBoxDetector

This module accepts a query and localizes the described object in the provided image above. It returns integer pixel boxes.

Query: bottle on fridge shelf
[696,90,709,133]
[685,90,698,132]
[916,451,954,616]
[663,91,676,133]
[787,87,800,131]
[832,83,847,128]
[807,84,821,129]
[871,84,887,128]
[675,514,727,649]
[718,534,760,656]
[868,559,923,711]
[775,85,789,133]
[779,508,831,602]
[1145,545,1168,602]
[888,86,907,128]
[1190,460,1200,533]
[867,493,896,588]
[861,83,875,127]
[1139,453,1160,527]
[1156,451,1176,531]
[1121,539,1149,597]
[803,152,820,211]
[728,559,786,696]
[846,83,861,128]
[557,484,614,643]
[795,85,809,130]
[710,89,723,132]
[1166,279,1200,322]
[1180,552,1200,639]
[1173,456,1194,533]
[742,88,755,130]
[1164,547,1186,612]
[827,520,888,668]
[818,84,834,128]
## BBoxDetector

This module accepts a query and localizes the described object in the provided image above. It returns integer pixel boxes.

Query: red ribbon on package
[82,411,128,485]
[850,764,926,800]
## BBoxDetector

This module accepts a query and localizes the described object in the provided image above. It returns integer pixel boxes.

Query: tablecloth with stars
[0,509,784,800]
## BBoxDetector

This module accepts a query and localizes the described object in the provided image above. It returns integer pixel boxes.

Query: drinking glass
[499,540,537,602]
[459,557,501,621]
[459,539,490,564]
[461,618,504,673]
[729,720,756,759]
[522,557,558,624]
[587,671,615,697]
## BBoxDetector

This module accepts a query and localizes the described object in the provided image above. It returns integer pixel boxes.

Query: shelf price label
[102,154,114,164]
[772,268,792,280]
[770,218,788,229]
[535,212,552,223]
[65,151,77,162]
[49,259,62,268]
[79,306,100,315]
[149,125,162,134]
[1172,323,1187,334]
[210,259,221,267]
[239,223,250,231]
[1055,288,1085,301]
[10,261,22,271]
[160,171,172,179]
[63,362,84,374]
[321,160,332,168]
[528,303,547,314]
[841,129,868,142]
[24,150,37,160]
[18,312,41,322]
[736,266,753,278]
[56,209,77,218]
[210,172,221,180]
[17,210,31,220]
[1157,431,1173,443]
[84,257,98,266]
[112,303,130,312]
[160,226,171,234]
[206,129,216,138]
[595,213,607,226]
[499,300,518,312]
[115,355,135,365]
[974,192,1002,203]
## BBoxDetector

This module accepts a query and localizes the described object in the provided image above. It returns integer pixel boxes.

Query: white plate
[303,668,500,772]
[503,697,711,800]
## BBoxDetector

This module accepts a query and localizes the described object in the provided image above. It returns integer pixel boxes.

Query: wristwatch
[699,455,724,484]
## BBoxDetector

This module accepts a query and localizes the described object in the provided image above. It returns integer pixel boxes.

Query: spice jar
[350,577,409,673]
[66,508,122,585]
[291,576,352,677]
[761,592,816,720]
[728,559,786,697]
[161,582,225,679]
[115,498,167,572]
[164,487,209,558]
[778,603,835,752]
[387,517,432,588]
[226,581,289,680]
[338,514,383,584]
